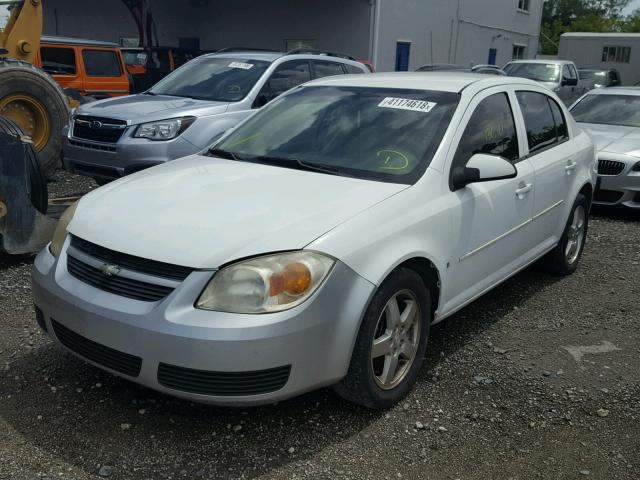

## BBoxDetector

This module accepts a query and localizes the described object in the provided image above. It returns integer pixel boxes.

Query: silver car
[570,87,640,209]
[63,50,368,183]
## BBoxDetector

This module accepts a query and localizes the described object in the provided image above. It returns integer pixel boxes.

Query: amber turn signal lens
[270,262,312,297]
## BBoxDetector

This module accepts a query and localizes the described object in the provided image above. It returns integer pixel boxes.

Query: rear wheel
[0,59,69,177]
[334,268,431,409]
[541,194,589,276]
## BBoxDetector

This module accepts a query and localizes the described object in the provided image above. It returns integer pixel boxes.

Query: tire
[0,59,69,178]
[541,193,589,276]
[334,268,431,409]
[0,116,48,214]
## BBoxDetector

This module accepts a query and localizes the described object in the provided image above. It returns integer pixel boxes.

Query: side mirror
[451,154,517,191]
[562,77,578,87]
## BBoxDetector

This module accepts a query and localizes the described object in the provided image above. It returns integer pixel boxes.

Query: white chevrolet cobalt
[32,73,596,409]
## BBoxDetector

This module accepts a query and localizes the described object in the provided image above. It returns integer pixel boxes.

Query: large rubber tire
[541,193,589,276]
[334,268,431,409]
[0,59,69,178]
[0,116,48,214]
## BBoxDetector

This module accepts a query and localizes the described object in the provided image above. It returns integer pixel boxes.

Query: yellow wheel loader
[0,0,77,254]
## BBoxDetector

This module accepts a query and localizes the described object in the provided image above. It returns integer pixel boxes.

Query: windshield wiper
[209,148,239,160]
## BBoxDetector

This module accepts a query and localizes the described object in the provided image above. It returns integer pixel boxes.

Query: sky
[623,0,640,15]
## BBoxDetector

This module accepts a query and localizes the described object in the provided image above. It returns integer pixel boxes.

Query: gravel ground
[1,172,639,479]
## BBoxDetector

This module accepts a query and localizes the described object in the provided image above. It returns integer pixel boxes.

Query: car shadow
[590,205,640,222]
[0,265,562,479]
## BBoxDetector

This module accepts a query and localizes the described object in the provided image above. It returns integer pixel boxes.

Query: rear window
[40,47,76,75]
[313,61,345,78]
[82,50,122,77]
[345,64,366,74]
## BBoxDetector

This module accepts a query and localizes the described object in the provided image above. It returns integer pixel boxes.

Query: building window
[517,0,530,12]
[602,46,631,63]
[512,44,526,60]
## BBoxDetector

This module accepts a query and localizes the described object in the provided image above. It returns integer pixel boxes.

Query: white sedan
[32,73,596,409]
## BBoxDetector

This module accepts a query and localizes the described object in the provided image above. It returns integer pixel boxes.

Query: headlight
[134,117,195,141]
[49,201,79,257]
[196,252,335,314]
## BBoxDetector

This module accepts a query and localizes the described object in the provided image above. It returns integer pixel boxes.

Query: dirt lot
[0,174,639,480]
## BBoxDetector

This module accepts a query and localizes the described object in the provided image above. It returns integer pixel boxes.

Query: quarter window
[82,50,122,77]
[344,64,365,74]
[516,91,558,154]
[40,47,76,75]
[313,61,346,78]
[452,92,519,172]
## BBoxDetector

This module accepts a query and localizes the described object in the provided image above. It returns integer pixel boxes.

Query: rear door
[513,90,574,246]
[254,60,312,107]
[81,48,130,98]
[445,88,536,308]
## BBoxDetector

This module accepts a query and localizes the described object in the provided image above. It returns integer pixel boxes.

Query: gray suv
[63,49,368,183]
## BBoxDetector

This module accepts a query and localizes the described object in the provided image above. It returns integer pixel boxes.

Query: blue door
[488,48,497,65]
[395,42,411,71]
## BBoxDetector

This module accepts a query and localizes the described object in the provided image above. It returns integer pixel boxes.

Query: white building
[43,0,544,71]
[559,32,640,85]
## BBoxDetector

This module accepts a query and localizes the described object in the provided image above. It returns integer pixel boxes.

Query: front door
[395,42,411,72]
[442,89,536,313]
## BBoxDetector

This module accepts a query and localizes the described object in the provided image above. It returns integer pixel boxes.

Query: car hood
[76,94,229,123]
[68,156,408,269]
[578,122,640,157]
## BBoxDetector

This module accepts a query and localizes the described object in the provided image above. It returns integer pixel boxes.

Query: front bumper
[594,156,640,209]
[31,243,375,406]
[62,126,200,181]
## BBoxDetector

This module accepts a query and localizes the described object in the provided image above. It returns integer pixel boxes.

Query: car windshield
[504,63,561,83]
[147,57,271,102]
[571,94,640,127]
[212,86,460,184]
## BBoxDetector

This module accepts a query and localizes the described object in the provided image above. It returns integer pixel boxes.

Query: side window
[563,64,577,81]
[516,91,558,154]
[82,50,122,77]
[313,61,346,79]
[269,61,312,96]
[40,47,76,75]
[452,92,519,171]
[255,60,311,108]
[344,64,365,74]
[548,98,568,142]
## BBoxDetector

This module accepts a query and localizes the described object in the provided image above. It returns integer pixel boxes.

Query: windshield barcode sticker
[228,62,254,70]
[378,97,437,113]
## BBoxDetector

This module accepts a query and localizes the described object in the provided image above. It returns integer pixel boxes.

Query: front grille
[68,139,117,152]
[72,116,127,144]
[51,319,142,377]
[594,189,624,203]
[598,159,625,176]
[67,256,174,302]
[157,363,291,396]
[70,236,193,281]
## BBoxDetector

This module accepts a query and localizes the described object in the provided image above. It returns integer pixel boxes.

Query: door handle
[565,160,577,174]
[515,182,533,198]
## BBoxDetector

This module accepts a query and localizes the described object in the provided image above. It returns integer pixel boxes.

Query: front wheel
[334,268,431,409]
[541,193,589,276]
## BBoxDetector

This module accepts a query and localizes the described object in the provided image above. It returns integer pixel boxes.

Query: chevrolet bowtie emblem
[100,264,121,277]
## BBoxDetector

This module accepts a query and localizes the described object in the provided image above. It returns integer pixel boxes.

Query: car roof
[41,35,119,48]
[304,71,541,93]
[199,50,365,65]
[583,86,640,96]
[506,59,573,65]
